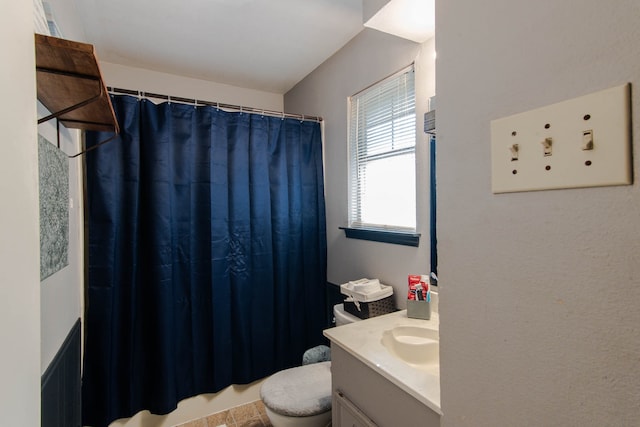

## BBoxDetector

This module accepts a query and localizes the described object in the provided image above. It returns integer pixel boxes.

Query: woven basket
[343,295,396,319]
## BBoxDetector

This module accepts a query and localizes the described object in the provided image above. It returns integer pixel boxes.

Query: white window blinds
[348,65,416,231]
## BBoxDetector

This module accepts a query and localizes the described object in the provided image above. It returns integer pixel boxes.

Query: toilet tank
[333,303,361,326]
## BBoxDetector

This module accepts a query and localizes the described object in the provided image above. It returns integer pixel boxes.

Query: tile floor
[175,400,272,427]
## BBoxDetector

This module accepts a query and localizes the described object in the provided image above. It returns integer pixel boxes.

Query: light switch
[491,83,632,193]
[541,137,553,156]
[582,130,594,151]
[509,144,519,161]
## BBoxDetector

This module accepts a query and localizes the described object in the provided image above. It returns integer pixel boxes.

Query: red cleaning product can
[408,274,421,300]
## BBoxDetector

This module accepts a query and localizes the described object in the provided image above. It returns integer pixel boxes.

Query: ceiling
[76,0,365,94]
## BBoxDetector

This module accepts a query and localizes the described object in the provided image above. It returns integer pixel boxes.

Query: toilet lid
[260,361,332,417]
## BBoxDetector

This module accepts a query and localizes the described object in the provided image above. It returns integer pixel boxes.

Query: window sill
[340,227,420,247]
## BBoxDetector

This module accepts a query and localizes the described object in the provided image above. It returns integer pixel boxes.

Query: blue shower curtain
[81,95,327,427]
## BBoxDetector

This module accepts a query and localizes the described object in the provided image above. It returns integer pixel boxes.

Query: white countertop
[324,310,441,415]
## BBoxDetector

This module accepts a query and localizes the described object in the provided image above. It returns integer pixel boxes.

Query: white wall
[100,62,283,112]
[0,1,41,426]
[284,29,436,307]
[44,0,86,41]
[436,1,640,425]
[38,111,84,373]
[362,0,390,22]
[39,0,86,375]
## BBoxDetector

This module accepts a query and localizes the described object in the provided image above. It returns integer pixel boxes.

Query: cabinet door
[334,390,378,427]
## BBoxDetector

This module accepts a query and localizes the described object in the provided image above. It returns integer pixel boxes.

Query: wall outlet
[491,84,632,193]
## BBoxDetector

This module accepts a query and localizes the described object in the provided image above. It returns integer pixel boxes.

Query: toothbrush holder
[407,300,431,320]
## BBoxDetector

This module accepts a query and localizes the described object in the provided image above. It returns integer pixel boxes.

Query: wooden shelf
[35,34,119,133]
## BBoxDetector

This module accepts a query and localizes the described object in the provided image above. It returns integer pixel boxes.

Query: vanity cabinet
[330,344,440,427]
[334,390,377,427]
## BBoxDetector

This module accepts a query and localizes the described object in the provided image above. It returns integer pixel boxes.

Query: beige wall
[100,62,284,112]
[436,1,640,425]
[0,1,41,426]
[285,29,436,307]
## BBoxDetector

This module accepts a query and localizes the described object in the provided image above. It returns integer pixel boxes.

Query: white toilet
[333,302,361,327]
[260,304,361,427]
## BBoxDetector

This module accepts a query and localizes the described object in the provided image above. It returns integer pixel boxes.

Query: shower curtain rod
[107,87,323,123]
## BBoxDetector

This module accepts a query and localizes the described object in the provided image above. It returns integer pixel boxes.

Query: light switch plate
[491,84,632,193]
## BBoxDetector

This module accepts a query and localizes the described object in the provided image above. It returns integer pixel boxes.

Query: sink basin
[381,325,439,368]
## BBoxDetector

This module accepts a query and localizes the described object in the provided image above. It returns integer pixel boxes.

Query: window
[346,65,417,244]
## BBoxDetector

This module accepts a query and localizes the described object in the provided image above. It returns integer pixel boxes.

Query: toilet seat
[260,361,332,417]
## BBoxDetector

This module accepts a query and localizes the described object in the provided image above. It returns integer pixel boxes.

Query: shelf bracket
[67,133,119,159]
[36,67,119,158]
[36,67,103,125]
